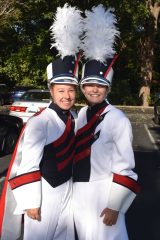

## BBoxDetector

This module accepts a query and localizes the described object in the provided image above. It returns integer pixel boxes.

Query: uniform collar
[87,100,108,113]
[49,102,70,123]
[87,100,108,121]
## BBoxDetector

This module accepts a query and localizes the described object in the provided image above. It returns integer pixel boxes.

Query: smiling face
[81,84,109,106]
[50,84,76,110]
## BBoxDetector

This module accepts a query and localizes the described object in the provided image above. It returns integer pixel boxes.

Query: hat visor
[80,77,110,86]
[50,76,78,85]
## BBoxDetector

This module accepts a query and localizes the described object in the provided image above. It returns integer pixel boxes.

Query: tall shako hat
[47,4,83,86]
[81,5,120,86]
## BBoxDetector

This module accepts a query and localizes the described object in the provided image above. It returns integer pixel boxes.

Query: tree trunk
[139,85,150,107]
[139,0,160,106]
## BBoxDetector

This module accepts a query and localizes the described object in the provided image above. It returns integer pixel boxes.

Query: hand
[100,208,119,226]
[26,208,41,221]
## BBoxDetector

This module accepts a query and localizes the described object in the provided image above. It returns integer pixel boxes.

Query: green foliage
[0,0,159,105]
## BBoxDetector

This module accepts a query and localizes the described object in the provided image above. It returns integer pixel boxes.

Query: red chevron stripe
[54,117,71,147]
[77,107,106,136]
[75,134,92,148]
[56,136,75,157]
[57,150,74,171]
[74,148,91,163]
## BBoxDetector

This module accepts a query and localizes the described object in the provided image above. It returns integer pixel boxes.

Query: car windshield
[20,91,51,102]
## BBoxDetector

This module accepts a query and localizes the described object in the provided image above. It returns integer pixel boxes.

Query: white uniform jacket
[0,103,76,240]
[73,101,140,213]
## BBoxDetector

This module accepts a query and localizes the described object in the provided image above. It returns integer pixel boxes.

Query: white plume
[82,5,120,62]
[50,4,83,59]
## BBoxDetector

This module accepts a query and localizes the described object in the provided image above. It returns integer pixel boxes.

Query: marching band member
[73,5,140,240]
[0,4,83,240]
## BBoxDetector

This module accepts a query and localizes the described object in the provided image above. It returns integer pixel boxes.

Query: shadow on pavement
[126,151,160,240]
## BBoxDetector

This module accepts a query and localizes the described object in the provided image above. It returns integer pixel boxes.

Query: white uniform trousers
[23,178,74,240]
[73,179,128,240]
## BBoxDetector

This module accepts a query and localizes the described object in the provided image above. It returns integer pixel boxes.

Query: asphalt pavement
[124,107,160,240]
[126,150,160,240]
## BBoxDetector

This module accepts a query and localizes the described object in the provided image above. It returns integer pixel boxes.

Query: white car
[9,89,51,123]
